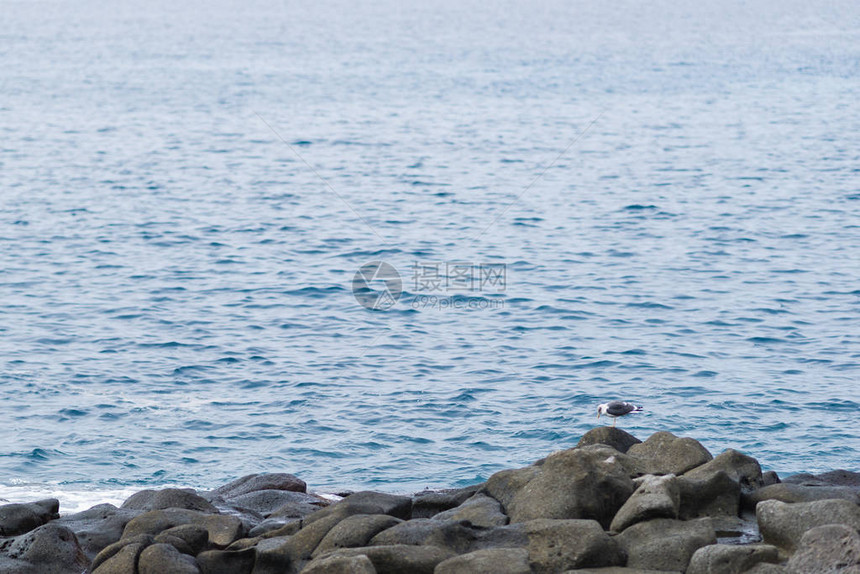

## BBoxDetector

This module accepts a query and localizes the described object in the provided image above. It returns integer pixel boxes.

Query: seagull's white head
[597,403,609,419]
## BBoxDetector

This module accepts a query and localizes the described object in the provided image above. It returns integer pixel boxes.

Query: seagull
[597,401,643,426]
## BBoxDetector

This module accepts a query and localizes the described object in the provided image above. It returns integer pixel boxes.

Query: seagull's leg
[612,418,616,427]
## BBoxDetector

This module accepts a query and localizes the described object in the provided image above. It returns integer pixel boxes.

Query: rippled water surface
[2,0,859,500]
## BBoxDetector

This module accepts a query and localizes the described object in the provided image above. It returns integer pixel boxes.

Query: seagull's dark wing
[605,401,637,416]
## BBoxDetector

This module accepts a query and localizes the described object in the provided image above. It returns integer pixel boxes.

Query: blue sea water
[1,0,859,506]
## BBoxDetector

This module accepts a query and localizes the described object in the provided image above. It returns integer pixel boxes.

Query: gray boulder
[122,488,218,513]
[684,449,763,491]
[56,503,140,559]
[524,518,625,573]
[0,499,59,536]
[565,569,685,574]
[677,471,741,519]
[1,523,90,574]
[431,493,508,528]
[227,489,327,517]
[91,541,148,574]
[785,524,860,574]
[138,542,199,574]
[485,445,636,528]
[576,427,642,453]
[783,469,860,487]
[745,565,787,574]
[90,534,155,572]
[315,545,455,574]
[314,514,403,556]
[469,522,529,550]
[121,508,245,547]
[481,465,541,511]
[627,432,713,475]
[616,518,717,572]
[687,543,780,574]
[196,548,256,574]
[154,532,195,555]
[744,483,860,508]
[303,554,377,574]
[247,517,302,538]
[209,473,307,499]
[158,523,210,555]
[434,547,530,574]
[304,492,412,526]
[762,471,781,486]
[757,499,860,552]
[610,474,680,533]
[253,509,361,572]
[368,518,478,554]
[411,484,484,518]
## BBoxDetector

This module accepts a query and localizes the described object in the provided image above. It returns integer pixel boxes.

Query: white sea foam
[0,483,183,515]
[0,483,344,515]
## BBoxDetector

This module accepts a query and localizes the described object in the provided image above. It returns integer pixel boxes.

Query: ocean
[1,0,859,512]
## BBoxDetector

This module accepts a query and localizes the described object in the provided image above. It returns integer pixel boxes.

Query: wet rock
[138,542,200,574]
[431,493,508,528]
[154,532,195,555]
[411,484,484,518]
[677,471,741,519]
[0,557,31,574]
[485,445,635,528]
[744,483,860,508]
[122,488,218,513]
[209,473,307,499]
[314,514,403,556]
[616,518,716,572]
[302,492,412,528]
[253,510,353,572]
[783,469,860,487]
[0,499,60,536]
[709,515,760,542]
[122,508,245,547]
[227,489,327,517]
[757,499,860,552]
[303,553,377,574]
[684,449,763,491]
[159,523,210,555]
[196,547,256,574]
[56,503,140,559]
[610,474,680,533]
[435,547,530,574]
[1,523,90,574]
[762,471,781,487]
[368,518,478,554]
[247,517,302,538]
[315,545,455,574]
[785,524,860,574]
[90,534,155,572]
[627,432,713,476]
[745,565,787,574]
[566,569,683,574]
[91,541,148,574]
[576,427,642,454]
[687,543,780,574]
[524,518,624,573]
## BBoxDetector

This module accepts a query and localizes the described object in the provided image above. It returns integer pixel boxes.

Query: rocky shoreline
[1,428,859,574]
